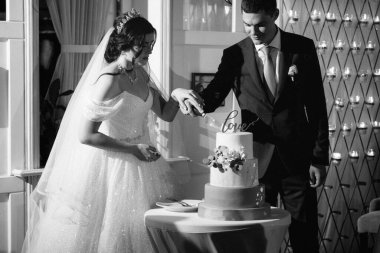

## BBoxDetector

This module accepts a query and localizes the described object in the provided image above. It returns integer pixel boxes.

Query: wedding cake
[198,131,270,221]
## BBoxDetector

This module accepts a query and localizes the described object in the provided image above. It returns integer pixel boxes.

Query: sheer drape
[46,0,111,106]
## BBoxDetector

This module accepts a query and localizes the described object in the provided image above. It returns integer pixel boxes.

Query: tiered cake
[198,131,270,221]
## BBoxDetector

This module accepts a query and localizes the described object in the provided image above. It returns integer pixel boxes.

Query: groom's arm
[171,47,234,116]
[171,46,237,116]
[202,48,237,113]
[304,38,329,166]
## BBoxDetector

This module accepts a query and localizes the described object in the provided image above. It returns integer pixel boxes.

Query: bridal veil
[23,26,188,252]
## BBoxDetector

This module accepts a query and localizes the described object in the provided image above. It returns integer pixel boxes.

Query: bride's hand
[171,88,204,116]
[134,144,161,162]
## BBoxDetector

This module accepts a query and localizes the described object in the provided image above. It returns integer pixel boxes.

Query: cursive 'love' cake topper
[203,110,259,133]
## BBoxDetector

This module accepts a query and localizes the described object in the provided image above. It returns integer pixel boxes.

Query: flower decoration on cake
[203,146,246,174]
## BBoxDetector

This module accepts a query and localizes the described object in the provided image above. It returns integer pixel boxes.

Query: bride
[22,9,195,253]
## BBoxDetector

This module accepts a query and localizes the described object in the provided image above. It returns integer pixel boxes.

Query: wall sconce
[349,150,359,163]
[343,13,353,27]
[350,41,361,54]
[310,9,322,24]
[317,40,328,54]
[374,16,380,30]
[331,152,342,165]
[328,123,336,134]
[359,13,370,26]
[326,66,337,80]
[334,39,345,53]
[357,121,369,134]
[342,122,353,137]
[373,68,380,82]
[372,121,380,133]
[365,41,376,53]
[365,96,375,108]
[358,69,371,82]
[342,122,352,131]
[288,10,299,24]
[326,12,337,24]
[342,67,352,80]
[366,148,375,159]
[349,95,361,109]
[334,97,345,110]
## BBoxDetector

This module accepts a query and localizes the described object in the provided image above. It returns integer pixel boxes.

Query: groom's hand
[182,99,205,117]
[309,164,327,188]
[171,88,204,116]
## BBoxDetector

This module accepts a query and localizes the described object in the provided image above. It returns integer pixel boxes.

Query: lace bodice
[83,89,153,141]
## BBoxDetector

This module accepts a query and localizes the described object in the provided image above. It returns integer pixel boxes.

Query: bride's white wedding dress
[26,88,178,253]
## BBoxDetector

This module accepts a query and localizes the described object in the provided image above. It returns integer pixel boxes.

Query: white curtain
[46,0,112,107]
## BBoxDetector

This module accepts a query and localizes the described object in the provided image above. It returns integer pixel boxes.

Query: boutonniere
[288,65,298,82]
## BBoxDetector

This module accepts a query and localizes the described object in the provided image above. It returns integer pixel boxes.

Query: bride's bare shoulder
[91,64,123,102]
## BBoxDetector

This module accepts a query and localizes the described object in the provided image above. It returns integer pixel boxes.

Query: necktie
[262,46,277,97]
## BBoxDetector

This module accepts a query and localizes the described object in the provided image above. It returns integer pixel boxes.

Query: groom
[172,0,329,252]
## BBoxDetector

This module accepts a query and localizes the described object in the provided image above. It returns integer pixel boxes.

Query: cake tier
[210,158,258,187]
[216,132,253,159]
[198,202,271,221]
[203,183,265,209]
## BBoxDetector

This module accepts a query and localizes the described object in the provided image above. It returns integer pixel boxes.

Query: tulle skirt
[22,136,180,253]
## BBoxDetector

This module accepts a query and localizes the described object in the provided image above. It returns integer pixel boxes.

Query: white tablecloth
[144,207,290,253]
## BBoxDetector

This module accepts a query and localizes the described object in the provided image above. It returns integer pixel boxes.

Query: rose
[203,146,246,174]
[288,64,298,82]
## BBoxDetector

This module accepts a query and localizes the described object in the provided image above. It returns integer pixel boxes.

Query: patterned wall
[280,0,380,252]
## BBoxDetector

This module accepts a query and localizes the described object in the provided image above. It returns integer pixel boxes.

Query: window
[0,0,5,21]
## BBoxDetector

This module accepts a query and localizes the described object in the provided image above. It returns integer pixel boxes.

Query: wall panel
[280,0,380,252]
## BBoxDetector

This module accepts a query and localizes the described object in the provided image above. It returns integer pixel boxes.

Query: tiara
[116,8,141,34]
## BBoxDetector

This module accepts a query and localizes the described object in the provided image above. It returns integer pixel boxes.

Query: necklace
[117,63,138,84]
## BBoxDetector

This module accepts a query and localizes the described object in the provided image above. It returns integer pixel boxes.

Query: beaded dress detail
[25,89,178,253]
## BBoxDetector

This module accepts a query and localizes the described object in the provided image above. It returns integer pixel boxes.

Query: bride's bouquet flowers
[203,146,246,173]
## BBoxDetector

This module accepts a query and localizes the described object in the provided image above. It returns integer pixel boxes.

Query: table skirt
[145,207,290,253]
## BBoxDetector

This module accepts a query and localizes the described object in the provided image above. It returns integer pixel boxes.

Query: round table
[144,207,290,253]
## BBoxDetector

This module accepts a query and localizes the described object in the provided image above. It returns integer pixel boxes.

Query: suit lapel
[276,51,292,101]
[275,30,293,103]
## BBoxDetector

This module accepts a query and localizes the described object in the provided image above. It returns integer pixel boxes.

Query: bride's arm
[79,119,134,153]
[78,74,159,162]
[79,115,160,162]
[150,88,180,122]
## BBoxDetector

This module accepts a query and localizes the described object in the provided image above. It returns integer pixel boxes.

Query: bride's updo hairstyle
[104,9,156,63]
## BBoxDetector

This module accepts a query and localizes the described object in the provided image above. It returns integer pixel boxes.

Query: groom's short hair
[241,0,277,15]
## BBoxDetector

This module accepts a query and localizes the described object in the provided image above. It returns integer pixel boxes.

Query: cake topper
[221,110,259,133]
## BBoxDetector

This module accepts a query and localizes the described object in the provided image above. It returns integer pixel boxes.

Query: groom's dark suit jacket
[202,29,329,177]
